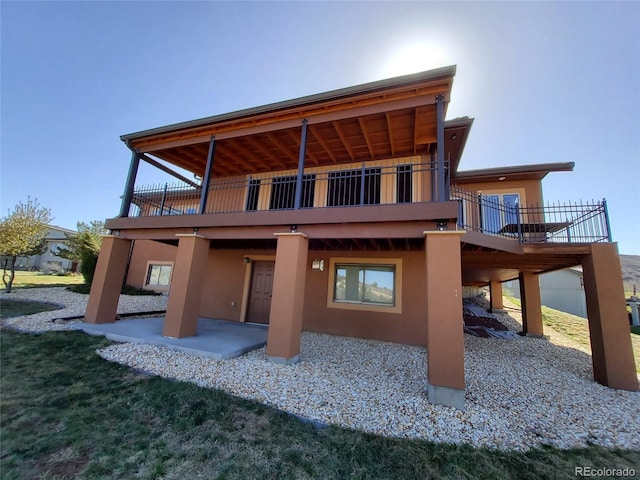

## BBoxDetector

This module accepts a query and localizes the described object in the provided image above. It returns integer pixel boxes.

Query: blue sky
[1,1,638,254]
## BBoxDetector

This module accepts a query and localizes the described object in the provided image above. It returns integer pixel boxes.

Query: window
[145,263,172,289]
[334,264,395,306]
[396,164,413,203]
[269,174,316,210]
[327,168,381,207]
[245,179,261,211]
[481,193,520,234]
[327,257,402,314]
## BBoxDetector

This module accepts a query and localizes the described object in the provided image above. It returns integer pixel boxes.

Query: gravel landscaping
[2,287,639,452]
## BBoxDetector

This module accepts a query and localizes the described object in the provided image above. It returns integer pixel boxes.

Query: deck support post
[119,150,140,217]
[85,236,132,324]
[266,232,308,364]
[424,230,466,409]
[435,94,446,202]
[519,272,544,337]
[294,119,308,210]
[162,234,209,338]
[489,280,505,312]
[582,243,638,391]
[199,136,216,214]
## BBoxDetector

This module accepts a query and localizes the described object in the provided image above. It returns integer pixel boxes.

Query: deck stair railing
[450,187,611,243]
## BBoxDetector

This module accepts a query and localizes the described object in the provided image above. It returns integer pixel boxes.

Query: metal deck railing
[125,167,611,245]
[450,187,611,243]
[128,160,437,217]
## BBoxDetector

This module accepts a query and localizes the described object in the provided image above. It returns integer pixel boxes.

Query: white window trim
[326,257,402,314]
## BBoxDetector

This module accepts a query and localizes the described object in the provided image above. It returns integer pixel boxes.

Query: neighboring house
[85,66,638,408]
[14,225,77,273]
[504,267,588,318]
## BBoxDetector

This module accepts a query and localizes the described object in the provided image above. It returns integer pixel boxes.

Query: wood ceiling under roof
[148,106,438,178]
[123,67,468,179]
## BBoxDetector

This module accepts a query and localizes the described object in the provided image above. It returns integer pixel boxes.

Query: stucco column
[162,234,209,338]
[489,280,505,312]
[519,272,544,337]
[266,232,309,364]
[582,243,638,391]
[85,236,132,324]
[424,230,466,409]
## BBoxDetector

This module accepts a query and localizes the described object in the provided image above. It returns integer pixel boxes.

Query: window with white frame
[145,263,172,288]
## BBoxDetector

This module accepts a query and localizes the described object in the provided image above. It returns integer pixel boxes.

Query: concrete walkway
[80,317,268,360]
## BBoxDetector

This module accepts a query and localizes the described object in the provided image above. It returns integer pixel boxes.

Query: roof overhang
[443,116,474,175]
[452,162,575,184]
[121,66,458,178]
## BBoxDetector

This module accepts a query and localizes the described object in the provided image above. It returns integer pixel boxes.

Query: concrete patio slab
[80,317,268,360]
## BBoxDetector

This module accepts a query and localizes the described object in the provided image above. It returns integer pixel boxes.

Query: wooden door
[247,261,275,324]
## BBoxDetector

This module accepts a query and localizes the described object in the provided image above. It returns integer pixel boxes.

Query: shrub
[121,284,162,296]
[79,250,98,286]
[66,284,161,296]
[67,284,91,294]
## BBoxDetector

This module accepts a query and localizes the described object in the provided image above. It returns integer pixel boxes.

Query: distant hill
[620,254,640,294]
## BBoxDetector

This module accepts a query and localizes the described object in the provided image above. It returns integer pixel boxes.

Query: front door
[247,261,275,324]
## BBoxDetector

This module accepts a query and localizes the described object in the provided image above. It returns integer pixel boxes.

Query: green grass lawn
[0,299,63,319]
[505,295,640,374]
[1,329,638,479]
[6,271,84,289]
[540,306,640,375]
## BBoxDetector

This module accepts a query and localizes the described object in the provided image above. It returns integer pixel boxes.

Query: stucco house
[85,66,638,408]
[15,225,77,273]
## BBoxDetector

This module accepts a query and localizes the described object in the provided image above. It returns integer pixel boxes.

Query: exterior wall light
[498,176,507,181]
[243,257,251,264]
[312,259,324,271]
[436,221,448,231]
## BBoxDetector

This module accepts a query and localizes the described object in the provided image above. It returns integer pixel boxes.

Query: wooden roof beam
[308,127,337,163]
[213,149,247,176]
[134,94,443,153]
[140,154,200,188]
[357,118,375,159]
[245,136,287,169]
[286,130,320,166]
[335,238,349,250]
[413,108,418,154]
[266,133,299,164]
[385,113,396,156]
[333,122,355,161]
[221,142,261,173]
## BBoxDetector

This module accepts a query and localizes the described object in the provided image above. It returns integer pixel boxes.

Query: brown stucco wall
[454,179,543,207]
[126,240,177,288]
[191,248,428,345]
[198,249,274,320]
[128,242,431,345]
[302,250,428,345]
